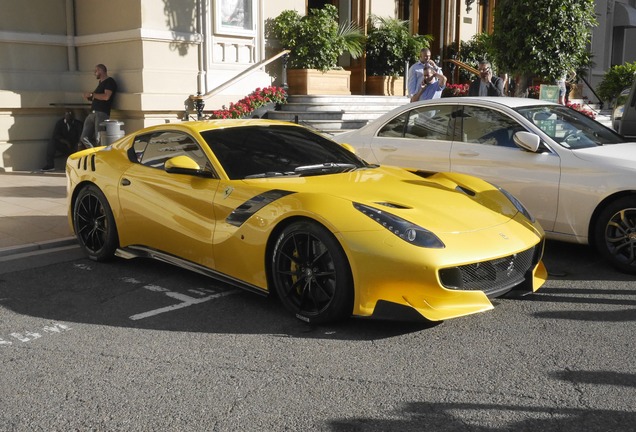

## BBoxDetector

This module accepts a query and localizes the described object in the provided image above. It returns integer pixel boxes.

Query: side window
[461,106,525,147]
[138,131,213,173]
[131,134,151,162]
[404,105,456,141]
[378,112,408,137]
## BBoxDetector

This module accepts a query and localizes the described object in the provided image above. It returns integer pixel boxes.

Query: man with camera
[468,60,504,96]
[408,48,447,102]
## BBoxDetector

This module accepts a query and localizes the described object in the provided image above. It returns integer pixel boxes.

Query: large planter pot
[287,69,351,95]
[366,76,405,96]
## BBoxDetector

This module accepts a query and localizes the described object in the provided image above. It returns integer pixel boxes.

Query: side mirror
[513,131,541,152]
[165,155,214,177]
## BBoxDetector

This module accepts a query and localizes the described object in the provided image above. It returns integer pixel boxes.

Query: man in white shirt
[407,48,444,101]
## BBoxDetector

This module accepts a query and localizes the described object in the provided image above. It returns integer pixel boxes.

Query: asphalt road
[0,240,634,431]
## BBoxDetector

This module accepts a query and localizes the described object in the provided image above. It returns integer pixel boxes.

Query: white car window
[377,105,457,141]
[405,105,457,141]
[370,105,455,172]
[517,105,625,149]
[460,106,524,147]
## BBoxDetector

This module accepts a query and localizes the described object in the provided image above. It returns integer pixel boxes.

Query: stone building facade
[0,0,632,171]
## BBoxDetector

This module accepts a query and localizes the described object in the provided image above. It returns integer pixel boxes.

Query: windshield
[515,105,626,149]
[201,125,370,179]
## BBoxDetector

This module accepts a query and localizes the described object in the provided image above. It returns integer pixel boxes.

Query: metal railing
[188,50,290,119]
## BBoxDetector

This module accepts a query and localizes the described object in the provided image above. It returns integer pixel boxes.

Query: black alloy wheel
[73,185,119,261]
[271,220,353,324]
[594,196,636,274]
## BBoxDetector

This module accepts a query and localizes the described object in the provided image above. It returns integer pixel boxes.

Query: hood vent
[375,201,411,209]
[455,185,476,196]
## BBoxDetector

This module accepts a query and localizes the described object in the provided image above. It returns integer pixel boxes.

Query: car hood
[244,166,525,234]
[572,143,636,169]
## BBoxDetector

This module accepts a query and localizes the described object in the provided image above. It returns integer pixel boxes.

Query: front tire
[73,185,119,261]
[271,220,353,324]
[594,196,636,273]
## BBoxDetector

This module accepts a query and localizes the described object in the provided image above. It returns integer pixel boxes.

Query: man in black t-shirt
[79,64,117,149]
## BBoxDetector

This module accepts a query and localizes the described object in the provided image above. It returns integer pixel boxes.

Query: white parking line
[129,290,238,321]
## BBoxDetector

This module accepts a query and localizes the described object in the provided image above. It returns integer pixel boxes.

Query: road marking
[129,288,238,321]
[1,323,72,347]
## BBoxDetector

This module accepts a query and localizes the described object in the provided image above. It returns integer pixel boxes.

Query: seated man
[42,111,83,171]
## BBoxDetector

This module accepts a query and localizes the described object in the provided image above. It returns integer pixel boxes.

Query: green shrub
[269,5,364,72]
[597,62,636,103]
[365,16,432,77]
[458,33,496,82]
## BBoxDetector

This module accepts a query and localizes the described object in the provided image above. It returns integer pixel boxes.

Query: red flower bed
[206,86,288,119]
[442,83,470,97]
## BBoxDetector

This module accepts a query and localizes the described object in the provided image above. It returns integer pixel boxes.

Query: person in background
[408,48,443,101]
[79,63,117,149]
[41,110,83,171]
[409,64,447,102]
[468,60,504,96]
[556,73,567,105]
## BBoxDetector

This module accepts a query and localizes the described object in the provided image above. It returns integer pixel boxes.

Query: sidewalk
[0,170,76,257]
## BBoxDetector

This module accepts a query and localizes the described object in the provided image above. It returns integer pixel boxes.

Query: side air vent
[76,155,97,172]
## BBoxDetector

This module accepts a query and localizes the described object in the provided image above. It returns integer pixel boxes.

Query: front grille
[438,246,537,297]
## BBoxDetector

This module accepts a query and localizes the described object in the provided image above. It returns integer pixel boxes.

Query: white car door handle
[457,151,480,157]
[379,146,398,152]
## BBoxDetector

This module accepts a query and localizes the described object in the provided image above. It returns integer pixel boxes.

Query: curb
[0,237,78,258]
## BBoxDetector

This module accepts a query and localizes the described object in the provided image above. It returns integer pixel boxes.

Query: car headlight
[495,185,535,223]
[353,202,445,248]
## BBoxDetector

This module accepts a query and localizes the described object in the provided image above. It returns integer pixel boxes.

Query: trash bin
[99,119,125,145]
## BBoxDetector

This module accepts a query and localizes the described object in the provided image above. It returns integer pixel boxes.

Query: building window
[215,0,255,36]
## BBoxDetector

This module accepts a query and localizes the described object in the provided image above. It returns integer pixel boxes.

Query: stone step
[279,102,406,112]
[267,113,370,130]
[267,109,389,122]
[287,95,408,104]
[260,94,407,132]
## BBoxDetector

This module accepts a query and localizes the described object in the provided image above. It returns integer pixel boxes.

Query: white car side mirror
[513,131,541,152]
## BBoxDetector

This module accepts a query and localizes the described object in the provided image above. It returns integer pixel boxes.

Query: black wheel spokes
[77,194,107,253]
[606,209,636,265]
[277,232,337,314]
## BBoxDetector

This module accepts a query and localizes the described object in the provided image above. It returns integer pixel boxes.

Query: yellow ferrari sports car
[67,119,546,324]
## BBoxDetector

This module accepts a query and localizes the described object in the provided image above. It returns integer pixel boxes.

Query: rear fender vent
[76,154,97,172]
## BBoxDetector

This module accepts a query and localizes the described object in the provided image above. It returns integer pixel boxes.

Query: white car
[335,97,636,273]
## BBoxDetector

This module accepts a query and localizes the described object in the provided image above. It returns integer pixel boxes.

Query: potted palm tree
[365,16,432,96]
[269,5,365,95]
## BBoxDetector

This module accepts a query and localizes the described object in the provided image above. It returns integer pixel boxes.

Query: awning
[614,2,636,27]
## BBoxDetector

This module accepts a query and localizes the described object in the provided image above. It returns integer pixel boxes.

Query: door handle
[379,146,398,152]
[121,178,131,186]
[457,151,479,157]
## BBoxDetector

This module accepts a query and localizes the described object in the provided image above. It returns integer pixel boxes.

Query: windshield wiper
[244,171,295,179]
[294,163,358,176]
